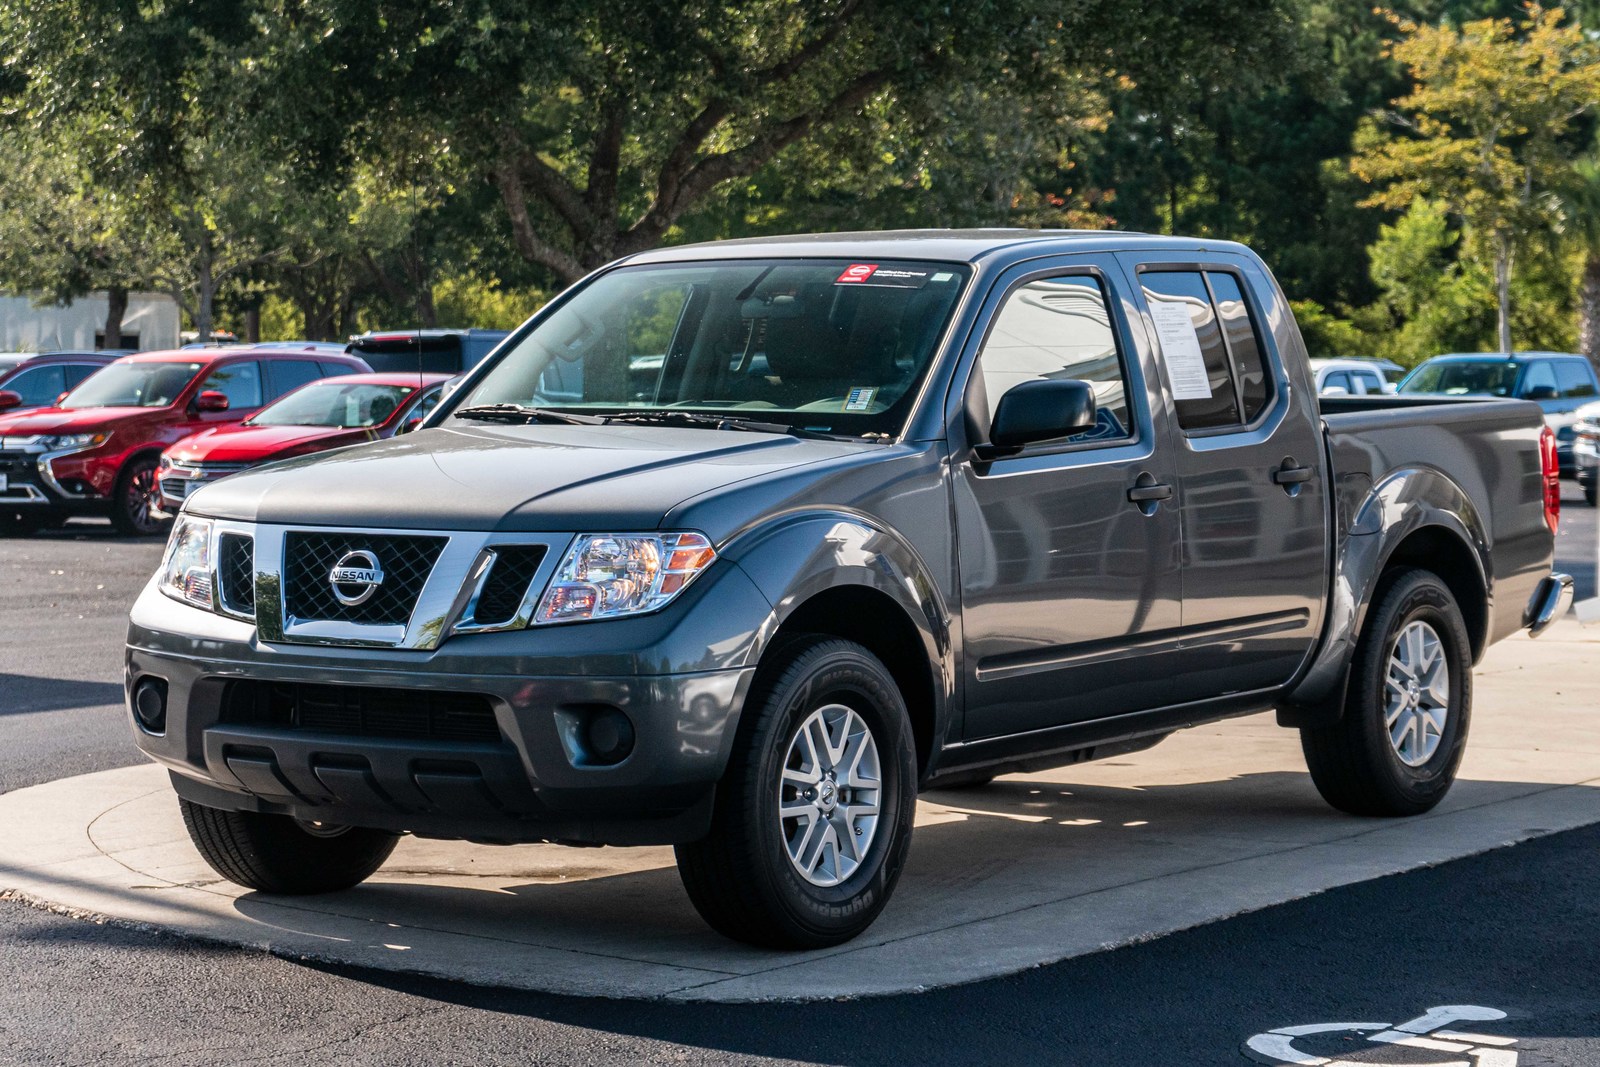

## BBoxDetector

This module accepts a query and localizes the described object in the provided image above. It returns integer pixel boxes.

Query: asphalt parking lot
[0,484,1596,1064]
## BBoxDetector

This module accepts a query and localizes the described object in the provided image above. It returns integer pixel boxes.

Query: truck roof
[621,228,1253,267]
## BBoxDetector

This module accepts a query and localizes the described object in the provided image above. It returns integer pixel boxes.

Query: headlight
[535,532,716,624]
[1575,418,1600,438]
[158,516,214,609]
[40,433,106,451]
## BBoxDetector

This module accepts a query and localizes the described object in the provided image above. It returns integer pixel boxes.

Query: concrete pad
[2,620,1597,1002]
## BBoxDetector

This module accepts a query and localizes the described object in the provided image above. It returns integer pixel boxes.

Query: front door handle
[1126,482,1175,502]
[1126,472,1174,516]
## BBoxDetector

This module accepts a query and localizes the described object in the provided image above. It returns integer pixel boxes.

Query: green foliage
[431,275,545,332]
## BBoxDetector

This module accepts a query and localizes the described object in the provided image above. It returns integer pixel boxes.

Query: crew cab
[157,372,451,511]
[0,347,368,535]
[127,231,1571,949]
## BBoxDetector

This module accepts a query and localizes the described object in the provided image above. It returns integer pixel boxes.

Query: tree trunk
[1580,254,1600,373]
[1494,232,1513,353]
[195,234,215,343]
[243,305,260,344]
[103,286,128,349]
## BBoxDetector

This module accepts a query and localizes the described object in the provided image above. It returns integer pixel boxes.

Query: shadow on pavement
[0,673,125,716]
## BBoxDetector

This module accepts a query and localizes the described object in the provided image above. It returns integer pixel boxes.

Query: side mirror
[194,390,230,413]
[54,391,69,406]
[0,390,21,412]
[1524,384,1559,401]
[986,379,1097,455]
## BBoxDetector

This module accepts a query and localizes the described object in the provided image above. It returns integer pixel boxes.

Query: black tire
[110,455,168,536]
[1584,481,1597,507]
[1301,568,1472,817]
[179,797,400,894]
[675,636,917,949]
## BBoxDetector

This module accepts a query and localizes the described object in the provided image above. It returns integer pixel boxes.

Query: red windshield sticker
[836,263,878,284]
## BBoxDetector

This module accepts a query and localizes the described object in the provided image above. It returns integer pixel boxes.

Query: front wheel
[675,636,917,948]
[110,456,168,536]
[1300,568,1472,816]
[179,798,400,894]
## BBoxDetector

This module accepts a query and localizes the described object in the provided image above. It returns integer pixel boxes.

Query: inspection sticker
[1148,300,1213,400]
[837,263,878,284]
[836,264,934,288]
[844,386,878,411]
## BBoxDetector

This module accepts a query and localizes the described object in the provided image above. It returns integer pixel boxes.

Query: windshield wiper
[451,404,607,425]
[601,410,850,441]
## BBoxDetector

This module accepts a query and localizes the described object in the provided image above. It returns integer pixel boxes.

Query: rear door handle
[1126,480,1174,503]
[1272,464,1314,485]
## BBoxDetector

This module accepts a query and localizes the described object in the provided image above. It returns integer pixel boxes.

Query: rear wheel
[1300,568,1471,816]
[675,636,917,948]
[179,798,400,894]
[110,456,167,536]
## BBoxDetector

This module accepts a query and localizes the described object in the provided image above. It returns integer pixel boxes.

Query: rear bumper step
[1524,572,1574,638]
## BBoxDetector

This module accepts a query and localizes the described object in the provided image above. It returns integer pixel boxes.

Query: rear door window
[267,359,325,399]
[1557,360,1597,398]
[64,363,101,388]
[973,274,1133,444]
[1353,370,1383,395]
[1206,273,1269,420]
[199,361,263,409]
[1142,270,1278,431]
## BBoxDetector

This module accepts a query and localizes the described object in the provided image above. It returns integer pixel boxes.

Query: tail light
[1540,424,1560,534]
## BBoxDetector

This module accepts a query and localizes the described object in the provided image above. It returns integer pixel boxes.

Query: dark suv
[0,351,118,414]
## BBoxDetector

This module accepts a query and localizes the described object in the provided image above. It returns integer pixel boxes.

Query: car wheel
[675,636,917,948]
[110,456,168,536]
[1300,567,1471,817]
[179,798,400,894]
[1585,481,1597,507]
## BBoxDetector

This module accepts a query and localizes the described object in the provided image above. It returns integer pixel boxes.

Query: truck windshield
[452,259,970,436]
[1399,360,1519,397]
[60,362,204,409]
[248,382,415,428]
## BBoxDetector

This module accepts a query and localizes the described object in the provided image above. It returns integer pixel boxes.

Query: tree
[1350,5,1600,352]
[1563,154,1600,366]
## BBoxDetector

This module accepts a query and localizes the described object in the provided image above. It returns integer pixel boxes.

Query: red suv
[0,346,368,535]
[156,372,451,510]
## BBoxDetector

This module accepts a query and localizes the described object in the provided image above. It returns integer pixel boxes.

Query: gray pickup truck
[127,230,1573,948]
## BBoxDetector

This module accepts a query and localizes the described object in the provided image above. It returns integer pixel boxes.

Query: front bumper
[1575,434,1598,488]
[0,446,109,511]
[126,561,770,845]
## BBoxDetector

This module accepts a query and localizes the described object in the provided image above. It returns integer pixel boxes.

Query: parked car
[1573,400,1600,505]
[1309,357,1399,396]
[1397,351,1600,474]
[0,346,368,535]
[346,329,509,375]
[0,351,120,414]
[128,231,1568,949]
[156,372,451,511]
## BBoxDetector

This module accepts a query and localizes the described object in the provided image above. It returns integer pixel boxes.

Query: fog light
[583,708,635,765]
[133,678,168,734]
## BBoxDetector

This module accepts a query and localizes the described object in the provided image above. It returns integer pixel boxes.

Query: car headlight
[39,433,106,451]
[158,516,214,609]
[534,532,716,624]
[1575,417,1600,438]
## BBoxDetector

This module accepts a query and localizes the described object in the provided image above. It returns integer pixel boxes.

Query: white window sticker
[1148,300,1213,400]
[844,386,878,411]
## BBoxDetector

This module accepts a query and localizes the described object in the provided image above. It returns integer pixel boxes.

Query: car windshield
[60,362,204,409]
[451,258,970,436]
[1399,360,1519,397]
[248,382,415,428]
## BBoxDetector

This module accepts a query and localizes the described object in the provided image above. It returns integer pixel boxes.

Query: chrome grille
[217,533,255,616]
[282,532,446,625]
[469,545,548,626]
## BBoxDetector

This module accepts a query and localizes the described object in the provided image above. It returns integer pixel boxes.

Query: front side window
[200,361,263,409]
[247,382,417,428]
[973,275,1132,444]
[61,361,204,409]
[454,258,970,436]
[4,364,66,406]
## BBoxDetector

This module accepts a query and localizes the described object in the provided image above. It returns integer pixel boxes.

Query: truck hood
[167,423,368,464]
[186,422,878,531]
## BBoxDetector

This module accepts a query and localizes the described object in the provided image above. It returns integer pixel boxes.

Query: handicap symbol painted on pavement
[1245,1004,1519,1066]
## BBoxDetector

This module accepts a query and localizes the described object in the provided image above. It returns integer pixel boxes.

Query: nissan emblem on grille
[328,549,385,607]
